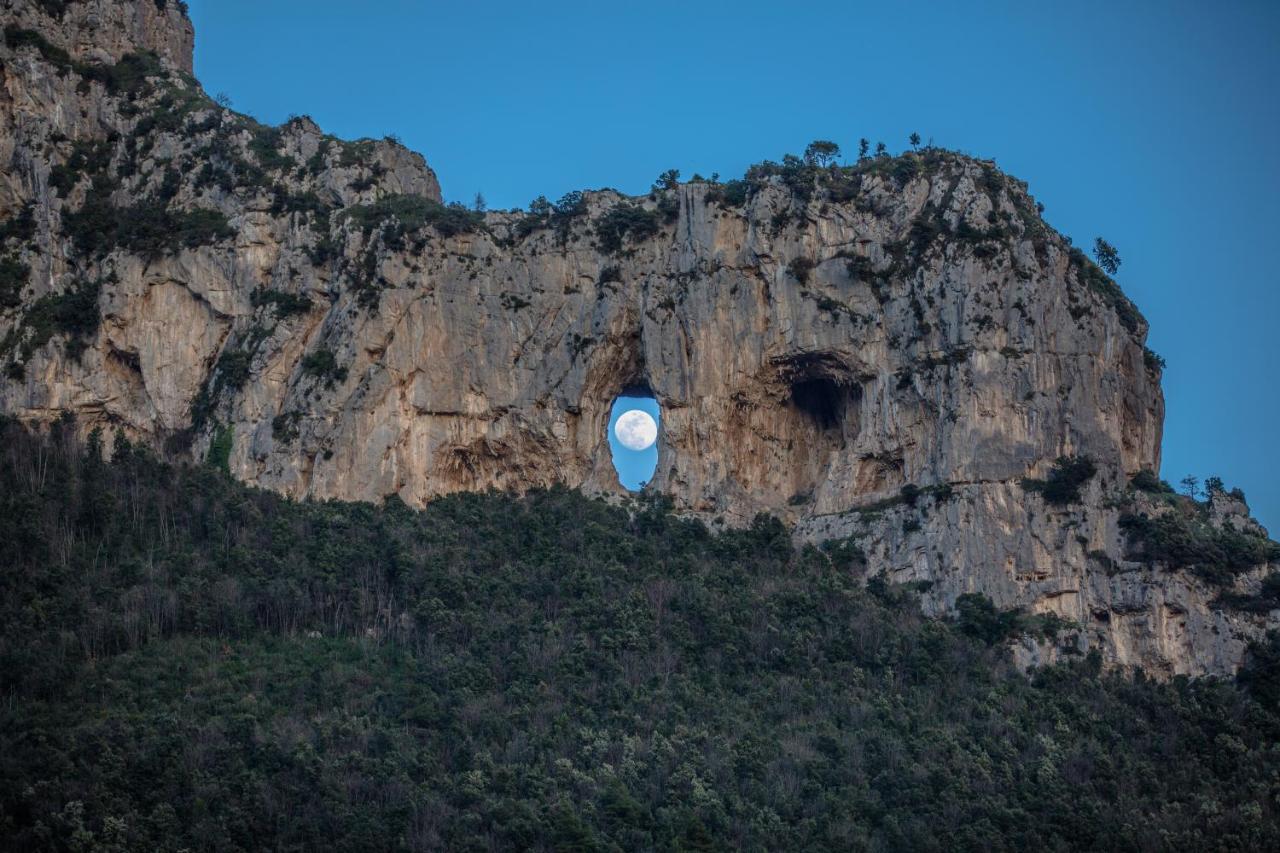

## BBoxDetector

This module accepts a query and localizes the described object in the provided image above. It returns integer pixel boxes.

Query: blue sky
[608,396,661,491]
[188,0,1279,527]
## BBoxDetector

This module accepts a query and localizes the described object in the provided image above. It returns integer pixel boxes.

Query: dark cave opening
[790,376,848,430]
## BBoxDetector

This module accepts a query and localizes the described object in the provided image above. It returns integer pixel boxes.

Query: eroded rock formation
[1,0,1275,675]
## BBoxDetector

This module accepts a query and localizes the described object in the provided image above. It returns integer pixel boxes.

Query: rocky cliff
[1,0,1275,676]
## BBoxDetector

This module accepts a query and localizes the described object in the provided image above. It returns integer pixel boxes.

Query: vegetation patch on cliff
[1120,509,1279,586]
[1021,455,1098,505]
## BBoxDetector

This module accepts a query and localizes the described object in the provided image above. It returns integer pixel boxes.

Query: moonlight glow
[614,409,658,451]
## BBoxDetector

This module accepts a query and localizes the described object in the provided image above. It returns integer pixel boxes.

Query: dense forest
[1,417,1278,852]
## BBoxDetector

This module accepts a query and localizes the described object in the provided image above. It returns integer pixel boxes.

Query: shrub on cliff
[0,255,29,308]
[300,347,349,387]
[1021,455,1097,505]
[1,279,101,368]
[343,194,483,242]
[594,203,660,255]
[64,177,232,258]
[1119,510,1280,585]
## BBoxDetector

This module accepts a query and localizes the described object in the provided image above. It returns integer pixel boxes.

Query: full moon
[615,410,658,451]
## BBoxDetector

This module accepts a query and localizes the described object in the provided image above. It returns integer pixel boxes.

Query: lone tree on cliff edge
[803,140,841,167]
[1093,237,1122,275]
[909,132,921,150]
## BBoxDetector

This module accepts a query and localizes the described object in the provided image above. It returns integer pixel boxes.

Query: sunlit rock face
[1,1,1274,676]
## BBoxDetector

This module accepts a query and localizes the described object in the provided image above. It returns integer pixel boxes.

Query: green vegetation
[190,347,252,427]
[594,203,660,255]
[300,347,349,387]
[0,279,100,370]
[787,257,816,284]
[1120,509,1280,586]
[1131,469,1175,495]
[705,178,749,207]
[251,287,313,317]
[4,26,164,99]
[0,204,36,245]
[342,194,484,243]
[247,124,296,173]
[48,138,115,196]
[206,421,233,473]
[1093,237,1121,276]
[954,593,1070,645]
[1067,247,1144,335]
[0,423,1278,850]
[1215,574,1280,614]
[0,255,29,309]
[1021,455,1097,505]
[65,176,232,258]
[514,191,589,242]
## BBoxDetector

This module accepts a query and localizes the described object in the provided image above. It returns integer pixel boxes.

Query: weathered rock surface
[1,1,1275,676]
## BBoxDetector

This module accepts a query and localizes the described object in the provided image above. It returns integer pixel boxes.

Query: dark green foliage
[656,192,680,223]
[594,203,660,255]
[48,138,115,196]
[1130,469,1175,494]
[1238,632,1280,708]
[803,140,840,167]
[4,25,72,67]
[4,29,162,97]
[97,50,165,97]
[214,348,251,391]
[0,255,29,308]
[270,185,329,218]
[787,257,816,284]
[954,593,1025,644]
[597,265,622,285]
[64,177,232,258]
[0,425,1278,851]
[0,204,36,244]
[247,124,295,172]
[955,594,1072,645]
[190,347,251,426]
[891,156,921,185]
[300,347,348,387]
[251,287,312,317]
[706,178,749,208]
[271,410,302,444]
[206,422,233,473]
[1068,247,1144,335]
[1119,510,1280,585]
[744,153,821,202]
[343,194,483,241]
[1,279,100,366]
[652,168,680,192]
[1215,573,1280,613]
[34,0,74,18]
[1143,346,1165,372]
[1093,237,1121,275]
[1021,455,1097,505]
[514,191,588,241]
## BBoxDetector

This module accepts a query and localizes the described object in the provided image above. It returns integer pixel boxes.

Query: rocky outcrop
[1,1,1275,675]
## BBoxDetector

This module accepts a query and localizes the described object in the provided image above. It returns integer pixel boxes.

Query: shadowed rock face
[1,1,1274,675]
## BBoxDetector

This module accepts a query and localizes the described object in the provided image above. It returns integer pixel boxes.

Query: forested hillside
[1,418,1278,851]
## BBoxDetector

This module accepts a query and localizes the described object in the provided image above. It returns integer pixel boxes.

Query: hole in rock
[791,376,845,429]
[608,388,660,491]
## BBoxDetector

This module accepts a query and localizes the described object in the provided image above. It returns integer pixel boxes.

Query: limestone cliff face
[1,2,1275,676]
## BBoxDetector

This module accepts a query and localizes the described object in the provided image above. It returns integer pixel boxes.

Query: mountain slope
[0,1,1276,676]
[1,421,1278,851]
